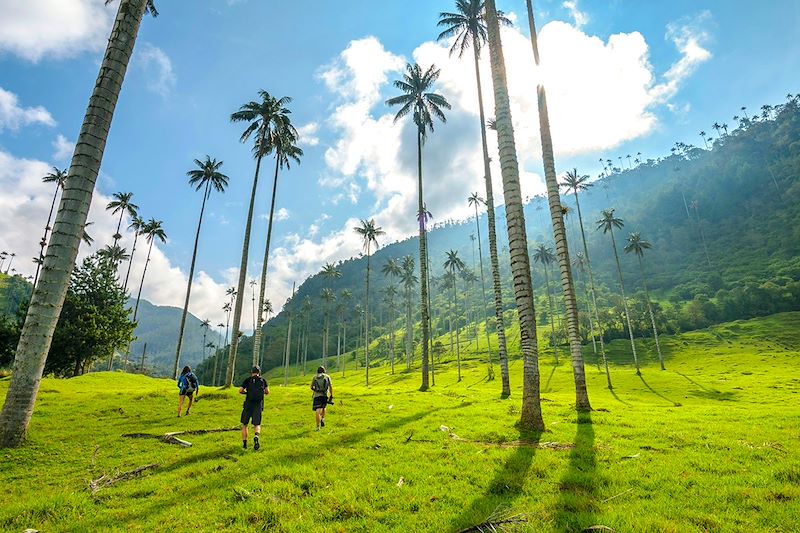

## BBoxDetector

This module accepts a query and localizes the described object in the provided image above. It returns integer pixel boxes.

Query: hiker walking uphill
[311,366,333,431]
[177,366,199,417]
[239,366,269,450]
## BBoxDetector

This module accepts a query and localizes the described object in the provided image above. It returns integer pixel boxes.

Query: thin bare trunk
[365,249,371,386]
[0,0,148,448]
[33,185,60,289]
[417,130,430,390]
[609,228,640,374]
[486,0,544,431]
[638,255,664,370]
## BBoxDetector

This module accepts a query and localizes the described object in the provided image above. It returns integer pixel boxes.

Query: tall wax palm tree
[106,192,139,248]
[532,244,559,364]
[34,168,68,288]
[173,156,229,378]
[444,250,466,381]
[482,0,545,429]
[689,200,712,267]
[560,169,611,388]
[597,209,640,375]
[4,253,16,275]
[383,286,399,373]
[252,124,302,366]
[0,1,158,445]
[122,215,145,293]
[523,0,591,411]
[386,63,450,390]
[201,319,211,367]
[338,290,351,376]
[624,232,664,370]
[320,262,342,366]
[467,192,496,377]
[227,91,295,386]
[320,288,336,367]
[382,259,403,374]
[354,219,385,386]
[438,2,511,395]
[250,279,257,332]
[98,244,129,266]
[400,256,418,370]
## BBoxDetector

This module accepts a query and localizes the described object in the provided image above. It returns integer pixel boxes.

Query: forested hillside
[202,95,799,382]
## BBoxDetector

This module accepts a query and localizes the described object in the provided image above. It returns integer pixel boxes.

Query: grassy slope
[1,313,799,532]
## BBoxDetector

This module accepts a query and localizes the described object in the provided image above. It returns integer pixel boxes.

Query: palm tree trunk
[252,156,281,367]
[113,210,125,247]
[638,255,664,370]
[609,228,640,374]
[416,130,431,390]
[542,264,558,364]
[405,288,412,370]
[573,190,611,388]
[339,317,345,377]
[336,320,341,371]
[0,0,148,448]
[525,0,591,411]
[173,182,211,379]
[33,185,61,289]
[283,312,292,386]
[472,34,510,397]
[364,248,371,386]
[452,276,462,381]
[389,303,395,374]
[122,229,139,293]
[485,0,544,432]
[227,136,267,386]
[472,205,494,376]
[323,311,329,368]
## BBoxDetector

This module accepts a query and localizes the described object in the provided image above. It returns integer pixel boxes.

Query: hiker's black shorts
[241,401,263,426]
[312,395,328,411]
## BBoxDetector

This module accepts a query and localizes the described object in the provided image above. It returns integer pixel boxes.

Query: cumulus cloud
[295,122,320,146]
[276,208,290,221]
[0,87,56,131]
[0,149,232,327]
[52,134,75,161]
[0,0,115,62]
[262,11,711,308]
[136,43,177,98]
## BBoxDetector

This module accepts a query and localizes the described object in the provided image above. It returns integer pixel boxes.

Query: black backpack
[182,373,196,395]
[246,376,267,403]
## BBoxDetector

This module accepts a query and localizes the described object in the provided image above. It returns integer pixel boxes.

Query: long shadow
[543,365,558,393]
[638,375,681,407]
[450,431,541,532]
[554,412,599,532]
[675,371,715,393]
[608,387,630,406]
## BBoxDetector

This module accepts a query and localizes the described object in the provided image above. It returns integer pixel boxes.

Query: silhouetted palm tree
[106,192,139,247]
[624,232,664,370]
[122,215,145,293]
[467,192,494,377]
[387,63,451,390]
[34,168,68,288]
[320,262,341,367]
[354,219,385,386]
[444,250,466,381]
[532,243,558,364]
[381,259,403,374]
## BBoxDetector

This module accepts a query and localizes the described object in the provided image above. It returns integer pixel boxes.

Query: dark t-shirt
[241,375,268,404]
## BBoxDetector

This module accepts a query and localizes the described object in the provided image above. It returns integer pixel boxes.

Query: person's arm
[328,379,334,399]
[238,386,246,395]
[264,385,270,396]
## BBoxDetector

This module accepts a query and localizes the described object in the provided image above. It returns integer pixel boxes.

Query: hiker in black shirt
[311,366,333,431]
[239,366,269,450]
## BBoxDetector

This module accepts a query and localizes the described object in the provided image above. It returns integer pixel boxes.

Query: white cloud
[296,122,320,146]
[52,134,75,161]
[0,0,115,62]
[0,149,232,327]
[650,11,713,103]
[276,208,290,221]
[562,0,589,30]
[0,87,56,131]
[136,43,176,98]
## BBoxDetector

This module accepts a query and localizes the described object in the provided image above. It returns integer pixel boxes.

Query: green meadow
[2,312,799,532]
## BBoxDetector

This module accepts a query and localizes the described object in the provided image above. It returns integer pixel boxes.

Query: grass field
[1,313,799,532]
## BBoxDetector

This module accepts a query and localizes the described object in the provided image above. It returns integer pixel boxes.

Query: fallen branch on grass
[89,464,158,494]
[122,427,239,446]
[448,432,573,451]
[457,505,529,533]
[601,488,634,503]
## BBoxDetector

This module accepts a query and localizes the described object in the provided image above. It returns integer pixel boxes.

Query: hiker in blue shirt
[177,366,199,417]
[311,366,333,431]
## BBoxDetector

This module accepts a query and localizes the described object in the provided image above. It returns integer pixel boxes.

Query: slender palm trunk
[113,210,125,247]
[609,228,639,374]
[694,207,712,267]
[405,288,412,370]
[364,249,372,386]
[486,0,544,431]
[525,0,591,411]
[472,205,494,376]
[132,240,154,324]
[638,255,664,370]
[416,131,431,390]
[283,313,292,386]
[227,135,267,387]
[122,229,139,293]
[336,319,342,371]
[542,264,558,364]
[573,190,611,388]
[0,0,148,448]
[452,275,462,381]
[472,35,510,397]
[173,182,211,378]
[339,317,345,377]
[389,303,396,374]
[33,185,61,289]
[252,156,281,367]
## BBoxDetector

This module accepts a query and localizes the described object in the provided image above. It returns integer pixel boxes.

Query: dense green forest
[199,95,800,384]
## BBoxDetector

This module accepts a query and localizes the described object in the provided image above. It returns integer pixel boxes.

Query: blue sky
[1,0,798,327]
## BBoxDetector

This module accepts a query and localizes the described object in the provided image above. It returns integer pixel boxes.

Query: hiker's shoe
[320,419,325,428]
[185,410,190,416]
[243,441,247,450]
[315,426,320,431]
[254,437,260,451]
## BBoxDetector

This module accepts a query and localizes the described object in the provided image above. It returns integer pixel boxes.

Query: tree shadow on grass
[638,375,681,407]
[449,431,541,532]
[542,365,558,393]
[553,412,600,532]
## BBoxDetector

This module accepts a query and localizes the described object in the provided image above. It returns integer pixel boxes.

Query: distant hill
[0,273,207,376]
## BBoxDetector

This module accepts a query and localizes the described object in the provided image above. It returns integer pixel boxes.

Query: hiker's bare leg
[185,395,194,414]
[241,425,248,441]
[254,425,261,434]
[177,395,185,416]
[315,408,322,427]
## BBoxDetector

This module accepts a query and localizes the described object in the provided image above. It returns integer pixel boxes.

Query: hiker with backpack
[177,366,199,417]
[311,366,333,431]
[239,365,269,450]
